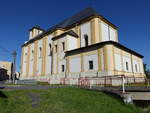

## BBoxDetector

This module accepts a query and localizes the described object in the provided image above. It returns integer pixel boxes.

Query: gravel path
[28,92,40,108]
[0,85,69,90]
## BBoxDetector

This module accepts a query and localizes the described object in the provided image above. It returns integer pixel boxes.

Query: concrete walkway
[80,86,150,101]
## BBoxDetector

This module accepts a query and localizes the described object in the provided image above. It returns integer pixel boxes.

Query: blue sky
[0,0,149,71]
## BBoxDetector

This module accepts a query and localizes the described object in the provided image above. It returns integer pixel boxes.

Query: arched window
[84,34,88,47]
[89,60,93,70]
[24,53,27,63]
[55,45,57,53]
[31,50,34,60]
[62,65,65,72]
[62,42,65,51]
[135,64,138,72]
[49,43,51,56]
[39,47,42,58]
[126,62,128,71]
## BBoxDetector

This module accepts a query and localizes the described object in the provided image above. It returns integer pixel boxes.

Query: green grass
[0,88,147,113]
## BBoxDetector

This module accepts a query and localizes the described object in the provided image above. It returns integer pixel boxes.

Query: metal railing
[77,75,148,87]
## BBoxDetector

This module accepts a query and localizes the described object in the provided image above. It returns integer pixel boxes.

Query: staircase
[16,79,37,85]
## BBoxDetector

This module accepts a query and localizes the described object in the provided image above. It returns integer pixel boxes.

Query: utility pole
[12,51,17,84]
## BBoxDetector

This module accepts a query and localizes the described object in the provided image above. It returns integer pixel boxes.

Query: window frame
[31,50,34,60]
[62,65,65,72]
[49,43,52,56]
[84,34,88,47]
[39,47,42,58]
[126,62,129,71]
[62,42,65,51]
[55,45,57,53]
[89,60,94,70]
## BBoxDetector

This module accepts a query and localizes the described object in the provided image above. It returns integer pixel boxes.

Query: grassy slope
[0,88,145,113]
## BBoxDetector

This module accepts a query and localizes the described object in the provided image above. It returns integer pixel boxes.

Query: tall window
[135,64,138,72]
[39,47,42,58]
[126,62,128,71]
[24,53,27,62]
[84,34,88,47]
[62,42,65,51]
[31,50,34,60]
[89,60,93,70]
[49,43,51,56]
[62,65,65,72]
[55,45,57,53]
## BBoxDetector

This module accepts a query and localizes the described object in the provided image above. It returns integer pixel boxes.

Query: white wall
[101,22,109,41]
[101,49,105,71]
[100,22,116,42]
[53,41,57,74]
[29,31,32,39]
[83,54,98,71]
[70,57,81,73]
[81,22,91,47]
[29,44,34,76]
[67,35,78,51]
[58,60,66,73]
[22,47,28,76]
[115,54,122,71]
[139,61,144,74]
[37,40,43,75]
[122,56,132,72]
[58,36,66,59]
[45,35,52,75]
[133,60,140,73]
[109,27,116,41]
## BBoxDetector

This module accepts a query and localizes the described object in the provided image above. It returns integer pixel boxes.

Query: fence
[77,75,148,86]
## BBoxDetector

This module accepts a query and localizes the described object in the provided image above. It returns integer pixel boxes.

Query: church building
[21,8,145,85]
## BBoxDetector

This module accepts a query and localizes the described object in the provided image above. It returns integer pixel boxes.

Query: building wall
[37,39,43,76]
[80,22,91,47]
[100,21,117,42]
[67,44,145,78]
[83,52,98,72]
[45,35,52,75]
[67,35,78,51]
[111,45,145,77]
[0,61,12,77]
[29,43,34,76]
[29,28,43,39]
[69,56,81,73]
[22,46,28,76]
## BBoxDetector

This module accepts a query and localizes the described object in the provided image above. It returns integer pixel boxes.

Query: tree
[144,64,150,78]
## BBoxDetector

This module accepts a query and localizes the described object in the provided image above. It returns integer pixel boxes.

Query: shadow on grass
[0,91,8,98]
[102,91,124,104]
[133,100,150,108]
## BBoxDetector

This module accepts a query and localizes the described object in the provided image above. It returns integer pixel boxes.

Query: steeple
[29,25,45,40]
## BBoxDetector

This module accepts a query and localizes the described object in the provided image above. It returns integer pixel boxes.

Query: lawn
[0,87,147,113]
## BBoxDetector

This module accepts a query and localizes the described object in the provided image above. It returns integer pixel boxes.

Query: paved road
[0,85,69,90]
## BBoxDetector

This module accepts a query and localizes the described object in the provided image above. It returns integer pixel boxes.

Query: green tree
[144,64,150,78]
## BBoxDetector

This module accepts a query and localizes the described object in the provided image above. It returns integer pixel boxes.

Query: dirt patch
[28,92,40,108]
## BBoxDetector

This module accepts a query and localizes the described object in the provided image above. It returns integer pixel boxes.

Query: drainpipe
[122,75,125,93]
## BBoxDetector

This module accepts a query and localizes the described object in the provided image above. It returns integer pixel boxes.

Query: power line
[0,45,11,53]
